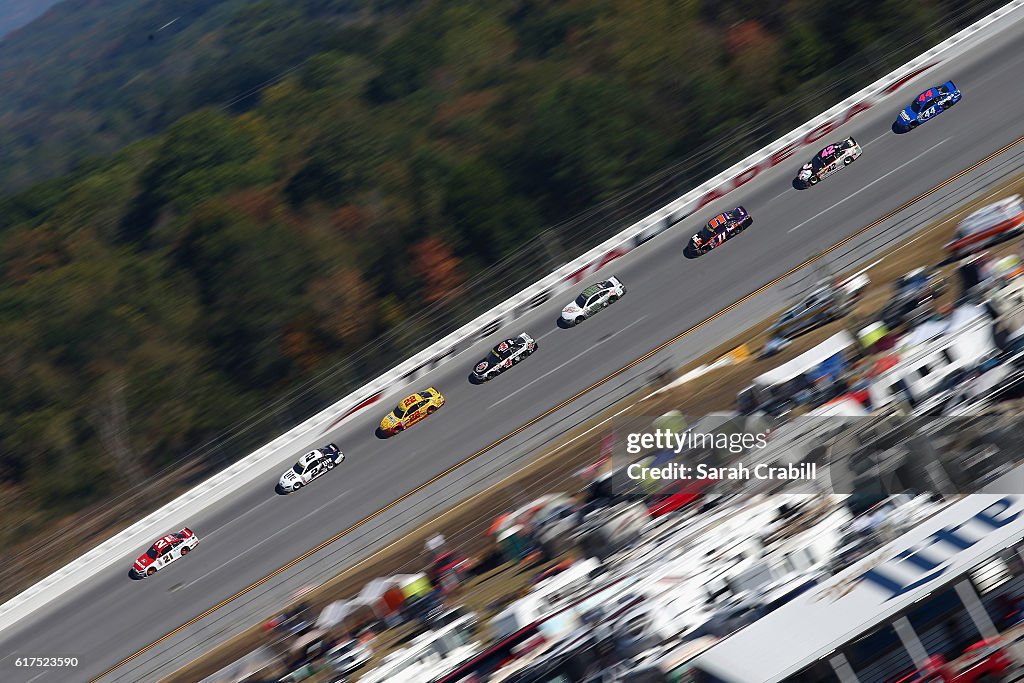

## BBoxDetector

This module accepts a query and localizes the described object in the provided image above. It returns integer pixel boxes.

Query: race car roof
[492,339,517,354]
[395,393,427,412]
[580,284,604,298]
[298,450,321,465]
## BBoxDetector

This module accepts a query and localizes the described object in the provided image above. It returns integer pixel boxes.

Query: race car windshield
[146,547,158,559]
[490,350,501,361]
[574,294,588,307]
[699,225,717,240]
[292,463,304,475]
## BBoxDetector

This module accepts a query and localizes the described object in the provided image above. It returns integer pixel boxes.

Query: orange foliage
[723,20,774,57]
[282,322,320,372]
[307,269,376,346]
[222,187,281,224]
[332,205,372,237]
[2,227,66,283]
[723,20,780,84]
[411,235,465,305]
[433,90,498,129]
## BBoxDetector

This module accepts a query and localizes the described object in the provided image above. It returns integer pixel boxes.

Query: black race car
[471,333,537,383]
[684,207,753,258]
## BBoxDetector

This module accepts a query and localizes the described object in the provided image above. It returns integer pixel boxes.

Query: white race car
[561,276,626,326]
[795,137,861,188]
[277,443,345,493]
[471,333,537,382]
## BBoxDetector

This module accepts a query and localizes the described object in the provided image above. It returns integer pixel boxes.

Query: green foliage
[364,22,445,103]
[285,112,381,207]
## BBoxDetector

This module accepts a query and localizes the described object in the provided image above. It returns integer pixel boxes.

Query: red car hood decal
[134,554,154,569]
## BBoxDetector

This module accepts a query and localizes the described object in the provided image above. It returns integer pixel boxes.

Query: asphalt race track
[4,13,1024,683]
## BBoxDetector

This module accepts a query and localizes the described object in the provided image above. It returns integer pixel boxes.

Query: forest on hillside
[0,0,61,39]
[0,0,1003,550]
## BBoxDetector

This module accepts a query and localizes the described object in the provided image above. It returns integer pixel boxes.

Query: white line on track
[490,316,647,409]
[788,137,950,233]
[862,131,890,147]
[537,328,560,342]
[200,496,277,542]
[25,672,49,683]
[178,492,348,589]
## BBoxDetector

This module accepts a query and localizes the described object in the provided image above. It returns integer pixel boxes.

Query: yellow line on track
[93,134,1024,682]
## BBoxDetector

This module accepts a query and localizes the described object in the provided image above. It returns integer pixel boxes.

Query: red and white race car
[130,528,199,578]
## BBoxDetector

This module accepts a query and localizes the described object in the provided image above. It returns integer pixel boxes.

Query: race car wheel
[147,567,156,576]
[574,316,585,326]
[181,547,190,556]
[427,406,436,414]
[909,121,918,129]
[326,460,334,470]
[395,425,404,432]
[843,156,853,165]
[808,175,819,185]
[293,481,303,490]
[608,295,618,304]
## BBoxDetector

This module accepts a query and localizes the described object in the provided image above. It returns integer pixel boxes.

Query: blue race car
[893,81,961,132]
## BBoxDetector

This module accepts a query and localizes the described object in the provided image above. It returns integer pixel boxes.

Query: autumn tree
[307,269,377,348]
[411,235,466,306]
